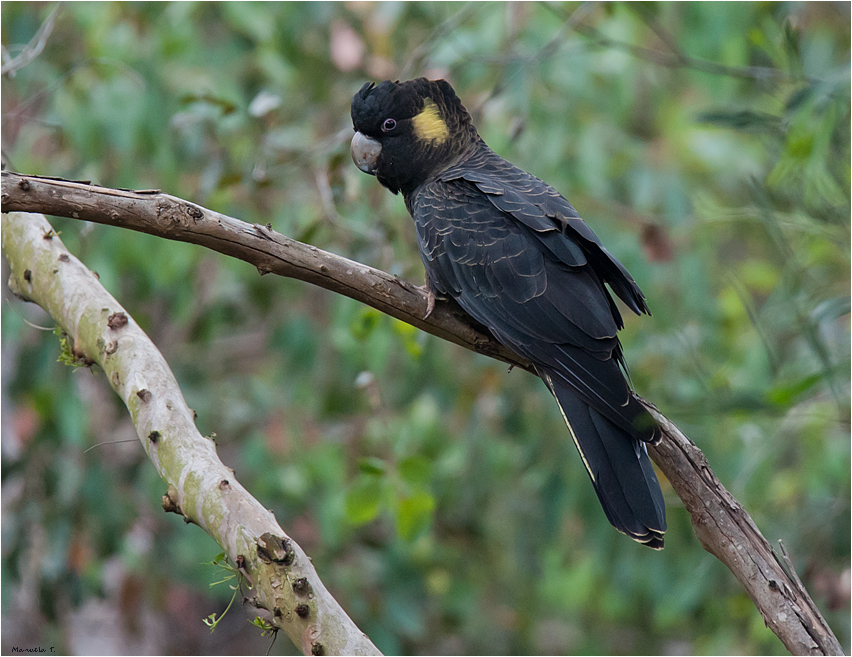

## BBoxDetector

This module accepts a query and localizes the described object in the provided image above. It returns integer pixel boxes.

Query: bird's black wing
[443,144,651,321]
[409,153,665,546]
[413,147,659,440]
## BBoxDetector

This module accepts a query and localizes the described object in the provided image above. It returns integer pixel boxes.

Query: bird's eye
[382,118,397,132]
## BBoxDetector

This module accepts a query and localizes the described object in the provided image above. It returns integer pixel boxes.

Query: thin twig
[1,5,59,76]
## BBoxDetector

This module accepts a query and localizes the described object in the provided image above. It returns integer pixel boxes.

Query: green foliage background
[2,2,849,655]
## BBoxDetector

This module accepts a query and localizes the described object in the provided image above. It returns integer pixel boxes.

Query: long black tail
[541,371,667,549]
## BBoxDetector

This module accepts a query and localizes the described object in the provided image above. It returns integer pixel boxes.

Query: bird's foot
[421,285,437,320]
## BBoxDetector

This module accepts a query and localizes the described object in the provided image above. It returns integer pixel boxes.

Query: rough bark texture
[1,208,382,657]
[1,171,844,656]
[0,172,526,371]
[644,401,842,656]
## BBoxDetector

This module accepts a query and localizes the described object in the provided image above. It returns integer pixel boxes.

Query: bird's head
[350,78,477,195]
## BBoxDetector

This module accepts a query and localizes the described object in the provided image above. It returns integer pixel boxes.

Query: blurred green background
[2,2,849,655]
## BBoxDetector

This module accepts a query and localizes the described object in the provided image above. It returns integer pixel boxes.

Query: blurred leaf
[345,476,384,526]
[395,491,435,541]
[398,455,432,488]
[392,318,424,359]
[358,457,387,476]
[765,373,823,406]
[349,307,382,341]
[697,110,784,134]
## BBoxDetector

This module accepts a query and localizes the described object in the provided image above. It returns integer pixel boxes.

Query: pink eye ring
[382,118,396,132]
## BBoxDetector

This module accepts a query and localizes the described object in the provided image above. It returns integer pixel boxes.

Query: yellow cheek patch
[412,98,449,145]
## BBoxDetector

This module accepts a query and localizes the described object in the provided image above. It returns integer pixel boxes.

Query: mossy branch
[1,208,382,657]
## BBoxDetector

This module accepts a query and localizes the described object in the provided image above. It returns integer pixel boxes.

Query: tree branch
[0,172,531,374]
[1,207,382,657]
[1,171,844,656]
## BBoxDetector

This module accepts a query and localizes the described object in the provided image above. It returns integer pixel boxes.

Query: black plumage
[350,78,666,548]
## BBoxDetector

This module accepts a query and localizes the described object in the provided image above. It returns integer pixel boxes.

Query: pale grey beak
[350,131,382,175]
